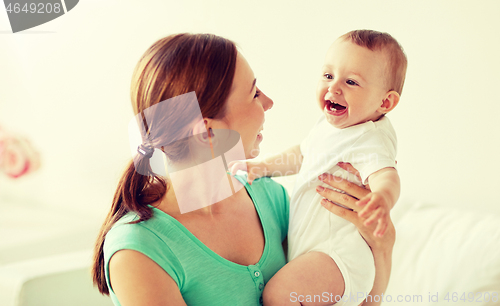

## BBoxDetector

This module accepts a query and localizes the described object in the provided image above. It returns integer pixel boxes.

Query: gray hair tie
[137,143,154,158]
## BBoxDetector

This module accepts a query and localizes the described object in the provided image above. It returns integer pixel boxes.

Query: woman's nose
[261,92,274,111]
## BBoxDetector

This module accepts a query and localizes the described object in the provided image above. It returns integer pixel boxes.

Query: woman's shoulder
[105,212,159,254]
[103,210,186,294]
[103,210,181,260]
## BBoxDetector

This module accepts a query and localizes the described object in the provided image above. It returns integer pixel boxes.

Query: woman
[92,33,394,306]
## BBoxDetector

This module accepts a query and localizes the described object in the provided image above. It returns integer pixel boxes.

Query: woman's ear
[378,91,400,114]
[192,119,209,143]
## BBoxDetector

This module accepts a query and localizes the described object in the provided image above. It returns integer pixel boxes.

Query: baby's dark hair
[340,30,407,95]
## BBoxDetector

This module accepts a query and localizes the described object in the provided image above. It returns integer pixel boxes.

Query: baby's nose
[328,83,341,95]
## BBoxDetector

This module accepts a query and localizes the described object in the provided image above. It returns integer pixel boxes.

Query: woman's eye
[323,73,333,80]
[254,90,261,99]
[346,79,358,86]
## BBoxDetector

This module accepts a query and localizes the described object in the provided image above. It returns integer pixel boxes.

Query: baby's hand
[228,160,268,185]
[356,192,392,237]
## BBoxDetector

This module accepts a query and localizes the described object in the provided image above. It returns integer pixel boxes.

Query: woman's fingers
[337,162,361,180]
[316,185,359,212]
[320,198,360,226]
[317,171,396,249]
[318,173,370,201]
[337,162,371,191]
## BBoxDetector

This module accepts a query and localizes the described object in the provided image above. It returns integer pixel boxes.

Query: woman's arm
[316,171,395,306]
[109,250,187,306]
[365,244,393,306]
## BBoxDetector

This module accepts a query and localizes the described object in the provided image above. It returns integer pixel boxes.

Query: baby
[232,30,407,305]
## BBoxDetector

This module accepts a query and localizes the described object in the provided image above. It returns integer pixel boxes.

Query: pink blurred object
[0,126,41,179]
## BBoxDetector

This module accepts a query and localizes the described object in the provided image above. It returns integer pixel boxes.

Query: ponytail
[91,156,167,295]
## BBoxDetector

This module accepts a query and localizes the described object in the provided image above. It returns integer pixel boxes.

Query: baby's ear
[378,91,400,114]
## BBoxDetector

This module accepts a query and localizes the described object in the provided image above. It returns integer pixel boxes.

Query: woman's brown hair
[92,33,237,295]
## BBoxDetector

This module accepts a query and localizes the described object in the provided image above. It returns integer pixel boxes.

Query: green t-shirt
[104,175,289,306]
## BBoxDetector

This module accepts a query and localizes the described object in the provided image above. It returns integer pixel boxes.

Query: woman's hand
[315,163,395,306]
[316,171,395,251]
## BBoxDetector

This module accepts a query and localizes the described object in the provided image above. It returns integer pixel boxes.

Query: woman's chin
[246,147,260,159]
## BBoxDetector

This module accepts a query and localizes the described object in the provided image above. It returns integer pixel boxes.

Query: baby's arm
[230,145,303,184]
[357,167,400,237]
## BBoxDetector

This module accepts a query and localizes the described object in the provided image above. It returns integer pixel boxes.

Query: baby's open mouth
[326,100,347,112]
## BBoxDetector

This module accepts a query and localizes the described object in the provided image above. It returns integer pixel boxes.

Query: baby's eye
[323,73,333,80]
[346,79,358,86]
[254,90,261,99]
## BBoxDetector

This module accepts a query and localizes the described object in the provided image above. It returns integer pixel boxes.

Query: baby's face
[317,39,390,129]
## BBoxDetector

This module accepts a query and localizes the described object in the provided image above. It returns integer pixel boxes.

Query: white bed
[386,200,500,305]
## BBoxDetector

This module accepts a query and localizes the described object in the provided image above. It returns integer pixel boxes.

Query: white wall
[1,0,499,216]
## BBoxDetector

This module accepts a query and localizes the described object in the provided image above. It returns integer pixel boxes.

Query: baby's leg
[263,251,345,306]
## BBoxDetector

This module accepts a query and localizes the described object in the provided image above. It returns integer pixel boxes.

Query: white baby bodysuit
[288,115,397,305]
